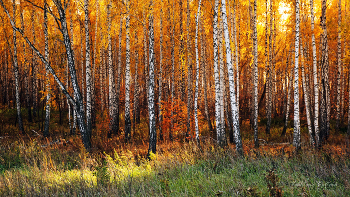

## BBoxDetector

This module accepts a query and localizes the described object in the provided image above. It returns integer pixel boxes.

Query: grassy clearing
[1,107,349,196]
[0,139,349,196]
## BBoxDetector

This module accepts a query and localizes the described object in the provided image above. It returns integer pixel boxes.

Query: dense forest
[1,0,350,195]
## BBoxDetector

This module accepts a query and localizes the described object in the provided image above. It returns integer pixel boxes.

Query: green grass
[0,140,349,196]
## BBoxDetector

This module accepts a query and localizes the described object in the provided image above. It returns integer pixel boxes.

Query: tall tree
[186,0,192,140]
[252,0,259,147]
[310,0,319,147]
[125,0,131,142]
[194,0,202,144]
[213,0,224,146]
[107,1,118,138]
[293,0,301,150]
[158,0,163,141]
[84,0,92,138]
[335,0,342,131]
[221,0,243,155]
[319,0,329,146]
[11,0,24,134]
[43,0,50,137]
[148,0,156,155]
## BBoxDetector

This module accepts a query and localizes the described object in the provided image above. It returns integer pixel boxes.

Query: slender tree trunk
[125,0,131,142]
[293,0,301,150]
[31,10,37,118]
[133,32,139,137]
[148,0,156,155]
[309,0,319,147]
[319,0,329,146]
[219,19,226,141]
[43,1,50,137]
[300,38,315,145]
[266,0,273,135]
[170,3,175,141]
[234,0,239,120]
[201,22,213,132]
[158,1,163,141]
[21,8,32,123]
[252,0,259,147]
[336,0,342,131]
[194,0,202,144]
[84,0,92,139]
[221,0,243,155]
[107,2,118,138]
[186,0,192,140]
[213,0,223,146]
[11,0,24,134]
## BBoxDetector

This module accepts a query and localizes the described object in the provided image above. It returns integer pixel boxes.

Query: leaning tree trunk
[148,0,156,155]
[293,0,301,151]
[43,1,50,137]
[221,0,243,155]
[125,0,131,142]
[1,0,91,150]
[194,0,202,144]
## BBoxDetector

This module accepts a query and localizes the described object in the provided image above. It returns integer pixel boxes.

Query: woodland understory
[0,0,350,195]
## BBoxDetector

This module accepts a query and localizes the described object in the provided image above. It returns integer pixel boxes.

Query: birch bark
[293,0,301,150]
[221,0,243,155]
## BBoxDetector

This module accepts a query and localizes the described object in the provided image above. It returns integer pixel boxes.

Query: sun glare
[279,2,291,25]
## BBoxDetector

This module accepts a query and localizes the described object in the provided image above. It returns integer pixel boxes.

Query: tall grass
[0,139,349,196]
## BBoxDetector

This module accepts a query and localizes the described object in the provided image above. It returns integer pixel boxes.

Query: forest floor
[0,107,350,196]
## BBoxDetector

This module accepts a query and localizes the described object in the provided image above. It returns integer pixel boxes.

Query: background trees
[0,0,349,154]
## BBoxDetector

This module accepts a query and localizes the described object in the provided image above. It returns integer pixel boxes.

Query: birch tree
[125,0,131,142]
[310,0,319,147]
[107,2,118,138]
[11,0,24,134]
[84,0,92,138]
[252,0,259,147]
[293,0,301,150]
[158,0,163,141]
[43,1,50,137]
[335,0,342,131]
[213,0,224,146]
[221,0,243,155]
[194,0,202,144]
[148,0,156,155]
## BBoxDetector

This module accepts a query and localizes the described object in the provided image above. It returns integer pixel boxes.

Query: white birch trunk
[148,0,156,154]
[252,0,259,147]
[84,0,92,137]
[125,0,131,142]
[194,0,202,144]
[293,0,301,150]
[310,0,319,147]
[43,1,50,137]
[221,0,243,155]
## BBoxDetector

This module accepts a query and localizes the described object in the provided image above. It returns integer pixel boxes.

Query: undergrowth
[0,139,349,196]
